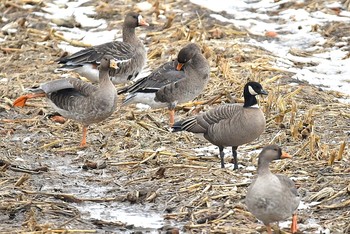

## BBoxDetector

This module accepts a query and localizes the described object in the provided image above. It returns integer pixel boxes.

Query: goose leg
[80,126,88,147]
[219,146,225,168]
[169,109,175,127]
[232,146,238,170]
[265,225,272,234]
[291,213,298,233]
[13,93,46,107]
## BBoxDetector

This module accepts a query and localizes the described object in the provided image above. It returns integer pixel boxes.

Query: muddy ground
[0,0,349,233]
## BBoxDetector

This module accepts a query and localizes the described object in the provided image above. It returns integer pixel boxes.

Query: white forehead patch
[248,85,258,95]
[138,15,143,23]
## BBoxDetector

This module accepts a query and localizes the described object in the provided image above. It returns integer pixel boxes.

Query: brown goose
[56,12,148,84]
[13,55,118,147]
[245,145,300,234]
[119,43,210,126]
[172,81,268,169]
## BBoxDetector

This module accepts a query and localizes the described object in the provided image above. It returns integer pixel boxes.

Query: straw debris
[0,0,349,233]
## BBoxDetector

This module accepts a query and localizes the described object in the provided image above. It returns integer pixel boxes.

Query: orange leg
[291,213,298,233]
[13,93,46,107]
[266,224,272,234]
[80,126,88,147]
[169,109,175,127]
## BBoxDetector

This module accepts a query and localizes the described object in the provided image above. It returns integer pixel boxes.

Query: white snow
[192,0,350,98]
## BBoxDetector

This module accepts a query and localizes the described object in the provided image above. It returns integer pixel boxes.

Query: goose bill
[260,89,269,95]
[109,59,118,69]
[176,63,184,71]
[138,15,149,26]
[281,151,292,159]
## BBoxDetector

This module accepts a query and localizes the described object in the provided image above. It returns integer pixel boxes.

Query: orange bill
[176,63,184,71]
[138,16,149,26]
[281,151,292,159]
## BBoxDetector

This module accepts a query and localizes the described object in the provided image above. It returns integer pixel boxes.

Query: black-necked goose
[119,43,210,126]
[245,145,300,234]
[13,55,118,147]
[172,81,268,169]
[57,12,148,84]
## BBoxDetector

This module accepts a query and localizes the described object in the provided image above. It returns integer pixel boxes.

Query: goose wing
[118,60,184,94]
[173,104,242,133]
[57,41,134,68]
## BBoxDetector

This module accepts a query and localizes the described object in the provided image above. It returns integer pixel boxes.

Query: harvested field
[0,0,349,233]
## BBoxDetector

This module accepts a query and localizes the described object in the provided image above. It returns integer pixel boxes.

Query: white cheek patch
[138,15,143,24]
[248,85,258,95]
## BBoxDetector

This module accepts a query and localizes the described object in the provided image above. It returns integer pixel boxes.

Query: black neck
[243,92,258,107]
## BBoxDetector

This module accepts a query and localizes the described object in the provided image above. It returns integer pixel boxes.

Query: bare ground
[0,0,349,233]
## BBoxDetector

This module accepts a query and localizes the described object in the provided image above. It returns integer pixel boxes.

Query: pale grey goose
[118,43,210,126]
[172,81,268,169]
[57,12,148,84]
[13,55,118,147]
[245,145,300,234]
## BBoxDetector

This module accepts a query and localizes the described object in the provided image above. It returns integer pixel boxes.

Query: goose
[245,145,300,234]
[172,81,268,169]
[13,55,118,147]
[118,43,210,126]
[56,12,148,84]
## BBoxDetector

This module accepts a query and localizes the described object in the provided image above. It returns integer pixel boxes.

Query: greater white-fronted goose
[57,12,148,84]
[172,81,268,169]
[13,55,118,147]
[245,145,300,234]
[119,43,210,126]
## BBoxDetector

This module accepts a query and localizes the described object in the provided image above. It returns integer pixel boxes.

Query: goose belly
[124,92,167,109]
[246,176,292,224]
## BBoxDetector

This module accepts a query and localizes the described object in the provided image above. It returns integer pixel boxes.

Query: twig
[0,47,22,53]
[168,164,209,169]
[109,161,139,166]
[318,198,350,209]
[39,139,65,149]
[133,151,158,167]
[137,121,169,133]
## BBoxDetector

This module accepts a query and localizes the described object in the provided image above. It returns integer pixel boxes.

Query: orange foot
[13,93,45,107]
[49,115,66,124]
[291,213,298,233]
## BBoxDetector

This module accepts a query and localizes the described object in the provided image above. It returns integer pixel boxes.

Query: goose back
[57,12,147,84]
[155,44,210,106]
[119,60,183,95]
